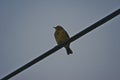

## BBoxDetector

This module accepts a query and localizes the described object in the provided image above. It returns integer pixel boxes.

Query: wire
[1,8,120,80]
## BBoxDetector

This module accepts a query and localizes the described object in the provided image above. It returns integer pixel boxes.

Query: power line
[1,9,120,80]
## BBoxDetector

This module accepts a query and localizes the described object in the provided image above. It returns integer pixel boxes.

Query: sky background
[0,0,120,80]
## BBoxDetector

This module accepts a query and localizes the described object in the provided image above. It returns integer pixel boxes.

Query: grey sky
[0,0,120,80]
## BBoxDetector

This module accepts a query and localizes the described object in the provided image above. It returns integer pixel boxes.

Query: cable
[1,8,120,80]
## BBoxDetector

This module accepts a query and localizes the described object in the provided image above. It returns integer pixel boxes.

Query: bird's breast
[54,30,69,44]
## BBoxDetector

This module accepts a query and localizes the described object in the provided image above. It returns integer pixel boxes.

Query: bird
[54,25,73,55]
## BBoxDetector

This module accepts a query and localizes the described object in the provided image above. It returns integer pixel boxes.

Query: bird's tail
[65,47,73,55]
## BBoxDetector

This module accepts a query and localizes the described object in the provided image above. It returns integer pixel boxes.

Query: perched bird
[54,25,73,55]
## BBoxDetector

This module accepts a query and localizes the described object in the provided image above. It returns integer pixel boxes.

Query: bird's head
[53,25,64,30]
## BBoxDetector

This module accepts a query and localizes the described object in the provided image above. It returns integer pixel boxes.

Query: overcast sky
[0,0,120,80]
